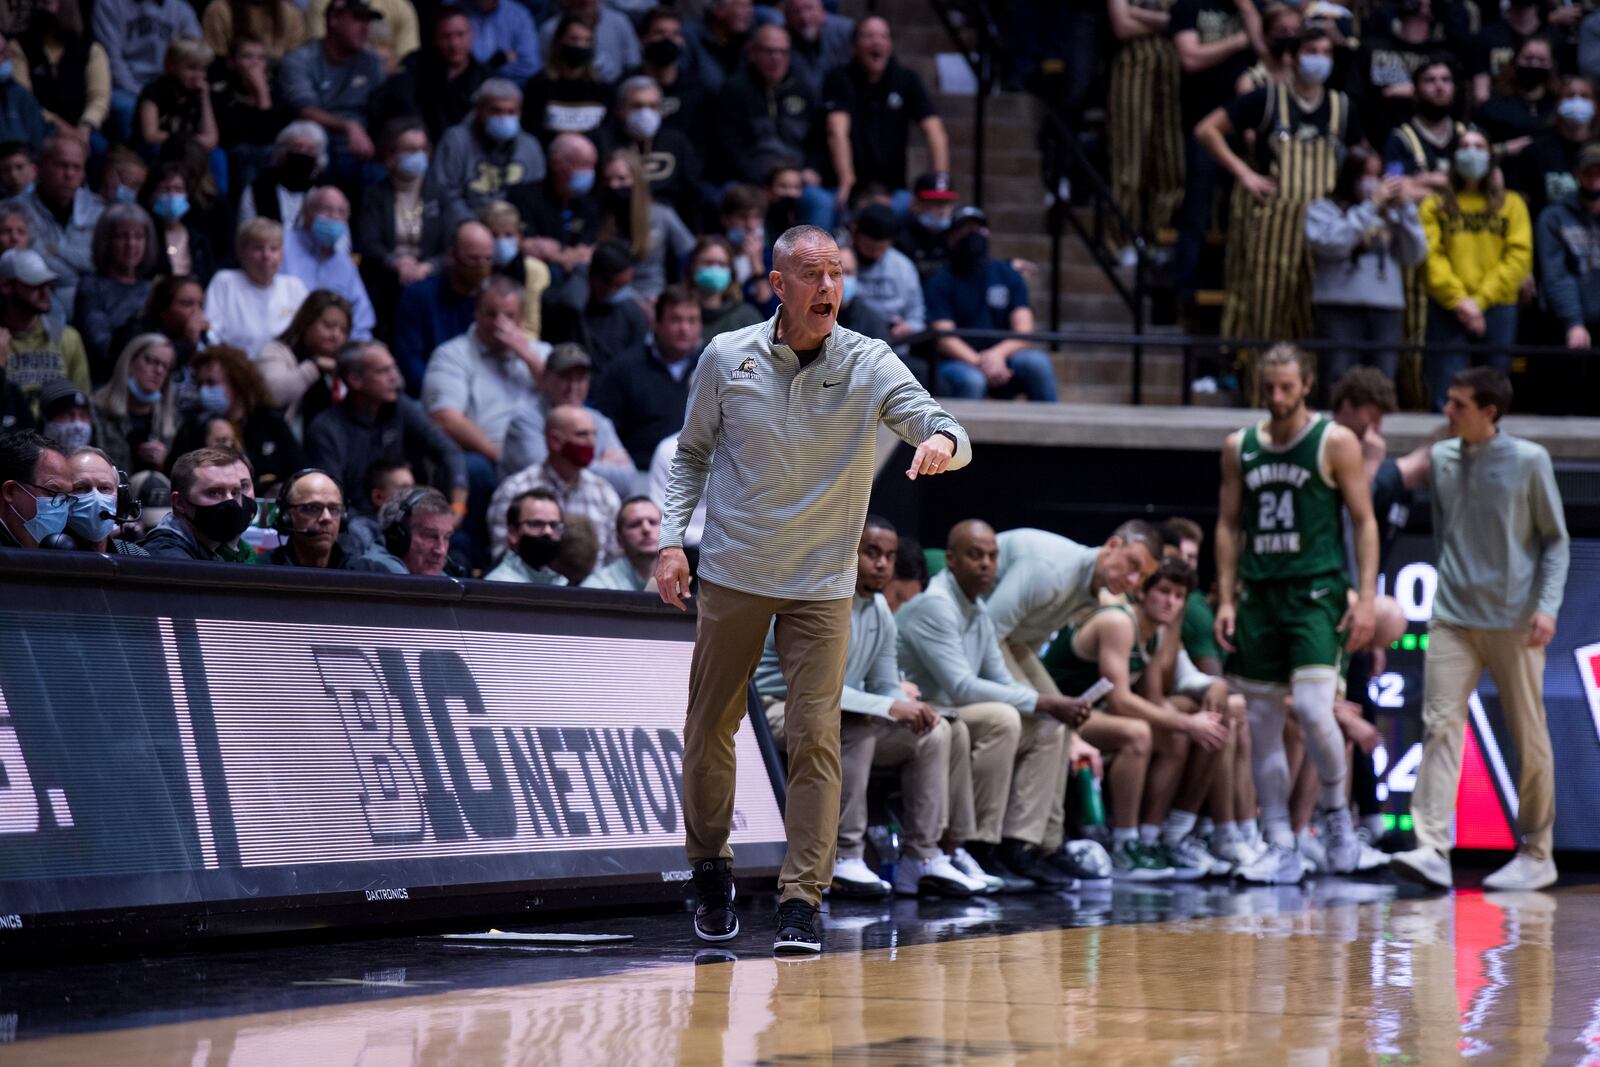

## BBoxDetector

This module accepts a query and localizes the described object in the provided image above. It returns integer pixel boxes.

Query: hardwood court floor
[7,881,1600,1065]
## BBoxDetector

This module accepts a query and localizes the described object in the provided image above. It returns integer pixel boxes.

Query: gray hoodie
[427,120,547,231]
[1306,198,1428,310]
[1535,194,1600,329]
[92,0,201,95]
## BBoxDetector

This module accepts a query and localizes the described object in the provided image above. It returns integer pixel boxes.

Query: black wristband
[934,429,959,452]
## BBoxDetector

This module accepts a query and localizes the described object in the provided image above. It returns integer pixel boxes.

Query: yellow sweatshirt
[1420,189,1532,311]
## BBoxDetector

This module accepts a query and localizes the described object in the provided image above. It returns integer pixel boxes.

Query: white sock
[1216,821,1242,845]
[1291,673,1348,810]
[1139,823,1160,845]
[1198,816,1215,837]
[1161,809,1198,845]
[1113,826,1139,846]
[1264,815,1295,851]
[1242,684,1292,845]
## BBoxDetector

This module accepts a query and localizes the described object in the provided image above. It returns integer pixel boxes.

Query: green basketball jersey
[1236,414,1345,581]
[1041,603,1160,704]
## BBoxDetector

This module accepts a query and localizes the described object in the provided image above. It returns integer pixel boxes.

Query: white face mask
[44,419,92,451]
[625,107,662,141]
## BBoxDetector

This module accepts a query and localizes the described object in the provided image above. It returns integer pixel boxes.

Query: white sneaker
[1213,836,1263,869]
[1236,843,1305,885]
[1298,828,1328,873]
[1164,833,1230,878]
[1355,842,1390,872]
[1482,851,1557,892]
[831,856,891,898]
[1321,807,1360,874]
[949,848,1003,893]
[893,854,976,897]
[1390,846,1453,890]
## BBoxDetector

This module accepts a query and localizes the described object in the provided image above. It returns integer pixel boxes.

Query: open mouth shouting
[809,301,835,320]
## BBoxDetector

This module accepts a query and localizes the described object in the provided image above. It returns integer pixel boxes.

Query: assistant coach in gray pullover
[1393,366,1569,895]
[657,224,970,955]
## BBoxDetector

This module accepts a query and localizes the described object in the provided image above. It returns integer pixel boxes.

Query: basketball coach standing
[657,225,971,956]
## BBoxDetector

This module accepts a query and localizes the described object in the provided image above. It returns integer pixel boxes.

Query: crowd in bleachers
[0,0,1087,571]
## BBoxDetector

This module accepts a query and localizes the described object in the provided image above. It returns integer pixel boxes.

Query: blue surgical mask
[0,61,13,84]
[1298,53,1333,85]
[9,491,68,542]
[199,383,231,414]
[484,114,521,142]
[724,227,745,245]
[1453,146,1491,181]
[113,185,136,204]
[841,274,858,305]
[44,419,92,451]
[311,216,347,249]
[1558,96,1596,127]
[127,378,162,404]
[915,211,951,232]
[396,150,430,179]
[67,490,118,543]
[567,168,596,196]
[693,264,731,292]
[606,284,635,305]
[152,193,189,221]
[493,235,519,265]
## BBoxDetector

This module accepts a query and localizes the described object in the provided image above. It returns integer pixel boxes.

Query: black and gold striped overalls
[1223,83,1348,390]
[1108,7,1185,242]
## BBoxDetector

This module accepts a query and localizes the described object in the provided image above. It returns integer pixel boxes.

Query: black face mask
[643,38,681,67]
[1416,98,1452,121]
[1515,64,1549,92]
[187,496,254,544]
[516,534,560,569]
[1578,185,1600,203]
[1269,34,1297,58]
[559,43,595,68]
[604,186,632,214]
[279,153,318,192]
[952,231,988,270]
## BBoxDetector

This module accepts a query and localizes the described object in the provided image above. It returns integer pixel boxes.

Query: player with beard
[1214,343,1379,883]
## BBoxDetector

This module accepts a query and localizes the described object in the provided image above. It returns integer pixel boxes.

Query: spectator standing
[1586,9,1600,82]
[576,239,649,370]
[688,0,755,94]
[134,38,219,164]
[1351,0,1437,150]
[269,467,354,567]
[0,248,88,417]
[488,402,620,562]
[141,163,217,284]
[596,147,693,301]
[466,0,543,86]
[13,136,101,318]
[92,0,201,143]
[0,427,72,547]
[821,16,946,216]
[278,0,387,185]
[1305,145,1429,389]
[499,341,634,492]
[924,207,1057,401]
[896,171,958,280]
[1514,75,1599,221]
[851,203,925,343]
[538,0,639,85]
[834,246,891,343]
[632,7,708,144]
[205,218,310,359]
[428,78,548,229]
[592,284,700,470]
[201,0,306,61]
[1536,140,1600,358]
[91,332,177,473]
[596,75,702,224]
[356,119,445,324]
[1383,58,1463,348]
[239,121,329,234]
[13,0,109,152]
[256,289,352,433]
[1419,127,1532,407]
[1474,0,1562,104]
[582,494,659,590]
[171,345,302,495]
[1197,27,1362,357]
[522,16,615,148]
[140,445,257,562]
[371,6,486,143]
[782,0,851,98]
[392,220,494,392]
[485,487,567,583]
[1105,0,1184,250]
[354,485,458,574]
[282,185,377,339]
[1392,368,1568,892]
[73,203,157,381]
[306,339,469,514]
[687,235,761,343]
[1475,35,1558,157]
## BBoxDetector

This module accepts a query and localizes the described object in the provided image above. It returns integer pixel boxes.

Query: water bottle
[865,822,900,886]
[1075,757,1106,833]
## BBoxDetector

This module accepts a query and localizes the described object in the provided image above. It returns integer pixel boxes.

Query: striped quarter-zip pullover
[661,311,972,600]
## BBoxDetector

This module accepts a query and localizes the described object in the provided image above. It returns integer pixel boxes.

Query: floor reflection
[5,883,1598,1065]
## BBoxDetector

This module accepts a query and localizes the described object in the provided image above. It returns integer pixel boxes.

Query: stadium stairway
[841,0,1189,404]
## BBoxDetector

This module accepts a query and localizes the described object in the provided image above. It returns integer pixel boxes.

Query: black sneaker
[691,857,739,942]
[998,839,1075,888]
[773,898,823,956]
[965,840,1038,894]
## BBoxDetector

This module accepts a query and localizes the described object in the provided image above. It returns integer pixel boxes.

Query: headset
[274,467,348,537]
[382,487,433,558]
[113,465,142,525]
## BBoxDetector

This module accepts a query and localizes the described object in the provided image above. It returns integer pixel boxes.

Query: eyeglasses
[516,519,564,534]
[20,481,71,507]
[285,502,345,521]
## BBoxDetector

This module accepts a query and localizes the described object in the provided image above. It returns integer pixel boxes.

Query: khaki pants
[1003,642,1075,851]
[1413,620,1556,861]
[683,580,852,906]
[768,704,950,861]
[947,702,1024,843]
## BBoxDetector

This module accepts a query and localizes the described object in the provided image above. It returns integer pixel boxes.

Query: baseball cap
[0,248,59,286]
[326,0,384,19]
[1578,141,1600,171]
[951,205,988,228]
[547,343,592,375]
[854,202,899,241]
[38,378,89,420]
[913,172,957,201]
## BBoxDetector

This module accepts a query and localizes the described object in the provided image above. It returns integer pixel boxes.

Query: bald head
[453,220,493,258]
[948,519,994,555]
[551,133,598,170]
[945,519,998,600]
[547,403,595,437]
